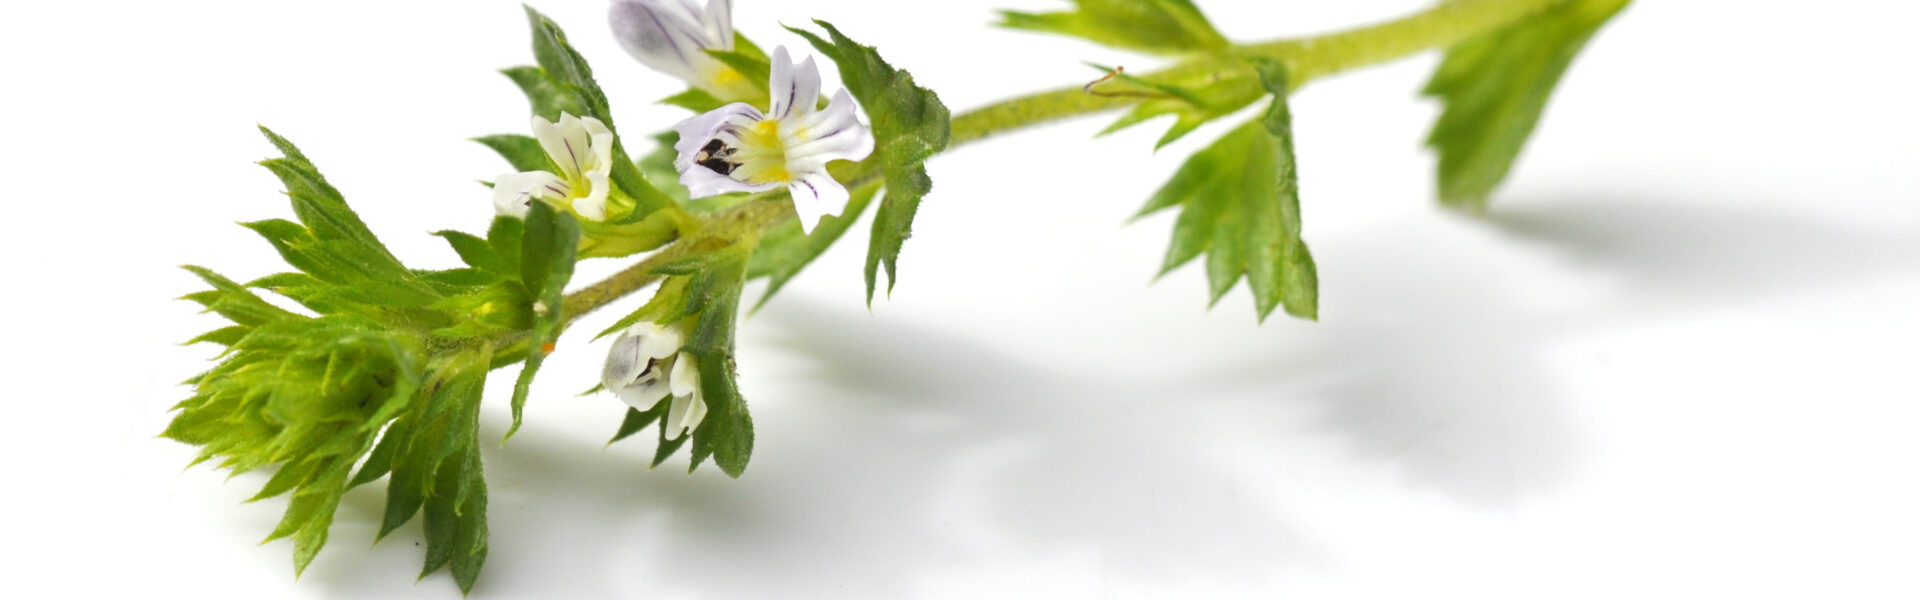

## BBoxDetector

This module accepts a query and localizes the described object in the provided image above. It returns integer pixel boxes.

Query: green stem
[557,0,1568,323]
[949,0,1567,145]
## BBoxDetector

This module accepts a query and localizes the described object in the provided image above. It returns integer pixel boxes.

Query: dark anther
[695,139,740,176]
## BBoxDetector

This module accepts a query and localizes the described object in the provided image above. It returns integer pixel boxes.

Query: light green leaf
[506,201,580,440]
[998,0,1228,55]
[1139,59,1316,322]
[787,20,952,304]
[522,7,611,125]
[256,126,397,258]
[500,66,590,123]
[162,314,427,576]
[1423,0,1631,211]
[433,229,512,276]
[1089,62,1266,149]
[181,265,299,327]
[365,348,492,594]
[473,134,550,174]
[677,246,753,476]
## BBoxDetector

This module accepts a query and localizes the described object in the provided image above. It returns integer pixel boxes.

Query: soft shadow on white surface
[1203,194,1920,509]
[1489,197,1920,306]
[206,196,1920,598]
[296,304,1331,597]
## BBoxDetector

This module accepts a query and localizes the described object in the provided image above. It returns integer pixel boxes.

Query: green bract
[171,128,584,593]
[786,20,953,304]
[1423,0,1633,211]
[1087,60,1265,149]
[1135,60,1318,322]
[597,243,756,475]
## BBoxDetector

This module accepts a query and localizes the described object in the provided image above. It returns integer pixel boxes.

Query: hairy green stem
[556,0,1568,324]
[951,0,1567,145]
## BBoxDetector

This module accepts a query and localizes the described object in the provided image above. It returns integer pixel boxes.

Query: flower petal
[767,47,822,120]
[575,170,613,221]
[492,171,570,218]
[672,103,763,157]
[663,391,693,439]
[608,0,709,82]
[673,103,780,198]
[602,330,647,386]
[582,115,615,173]
[669,352,701,398]
[559,114,601,181]
[784,90,874,170]
[681,388,709,434]
[787,172,852,234]
[613,380,672,412]
[704,0,733,44]
[684,165,777,199]
[635,323,685,360]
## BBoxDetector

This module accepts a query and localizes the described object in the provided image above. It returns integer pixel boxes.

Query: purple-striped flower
[602,321,708,441]
[492,113,616,222]
[672,46,874,233]
[608,0,758,99]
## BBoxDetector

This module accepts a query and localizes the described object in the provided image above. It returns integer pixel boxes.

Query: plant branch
[554,0,1573,326]
[950,0,1568,145]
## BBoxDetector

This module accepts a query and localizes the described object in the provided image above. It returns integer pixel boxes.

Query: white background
[4,0,1918,597]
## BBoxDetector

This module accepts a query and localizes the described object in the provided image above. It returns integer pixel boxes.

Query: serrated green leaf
[473,134,550,174]
[365,348,491,592]
[787,21,952,304]
[1089,62,1265,149]
[487,216,525,274]
[255,127,392,254]
[181,265,298,327]
[676,247,753,476]
[434,230,512,275]
[186,325,250,348]
[163,314,426,577]
[505,201,580,440]
[998,0,1228,55]
[246,131,446,311]
[1140,59,1316,322]
[523,7,611,125]
[1423,0,1631,211]
[609,406,662,445]
[502,66,591,123]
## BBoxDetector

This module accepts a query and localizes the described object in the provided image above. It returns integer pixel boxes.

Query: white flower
[602,321,708,440]
[492,113,616,221]
[672,46,874,234]
[608,0,758,99]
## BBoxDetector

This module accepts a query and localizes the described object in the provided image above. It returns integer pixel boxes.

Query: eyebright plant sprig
[168,0,1630,593]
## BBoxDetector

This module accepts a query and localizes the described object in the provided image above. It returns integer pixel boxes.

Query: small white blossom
[492,113,616,221]
[602,321,708,440]
[672,46,874,234]
[608,0,758,99]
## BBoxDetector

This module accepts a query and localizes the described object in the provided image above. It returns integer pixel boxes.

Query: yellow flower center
[733,120,792,184]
